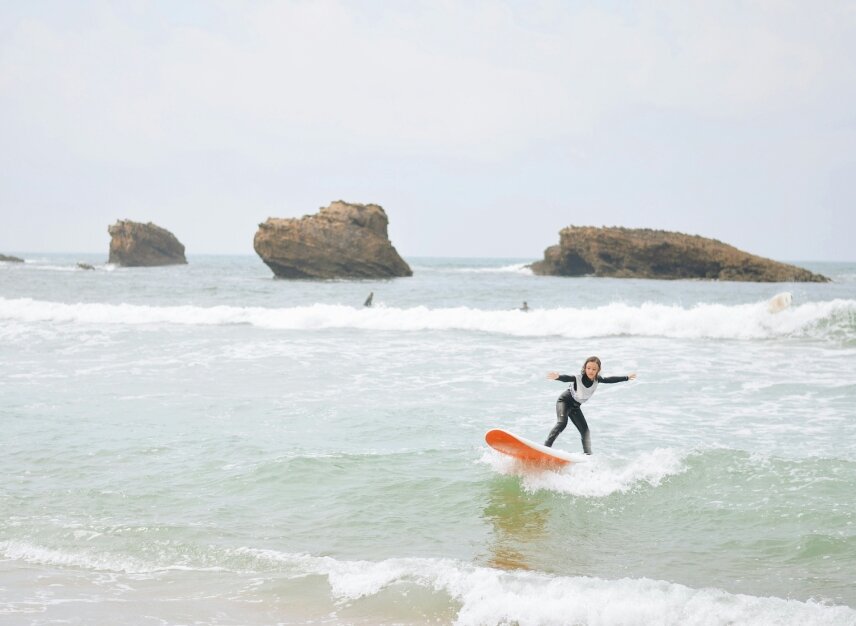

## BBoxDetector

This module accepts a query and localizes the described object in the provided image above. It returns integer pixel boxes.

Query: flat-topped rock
[108,220,187,267]
[529,226,829,282]
[253,201,412,279]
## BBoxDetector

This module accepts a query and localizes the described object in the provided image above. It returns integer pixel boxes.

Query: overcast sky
[1,1,854,261]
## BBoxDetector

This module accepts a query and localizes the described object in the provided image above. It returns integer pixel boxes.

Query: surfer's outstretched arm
[547,372,575,382]
[597,372,637,383]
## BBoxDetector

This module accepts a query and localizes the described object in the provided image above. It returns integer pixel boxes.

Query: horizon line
[2,251,851,264]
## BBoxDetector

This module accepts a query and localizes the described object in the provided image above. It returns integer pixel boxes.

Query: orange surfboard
[485,428,585,466]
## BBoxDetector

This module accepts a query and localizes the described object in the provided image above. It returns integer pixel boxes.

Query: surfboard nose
[485,428,574,466]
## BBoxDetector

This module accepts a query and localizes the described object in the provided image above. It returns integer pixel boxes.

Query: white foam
[1,297,853,342]
[0,540,150,573]
[411,262,533,274]
[0,541,224,575]
[449,263,533,275]
[237,549,856,625]
[4,540,853,623]
[481,447,688,497]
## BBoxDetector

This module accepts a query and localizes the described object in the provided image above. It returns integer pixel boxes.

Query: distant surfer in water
[544,356,636,454]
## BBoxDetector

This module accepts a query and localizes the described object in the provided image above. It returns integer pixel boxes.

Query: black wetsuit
[544,374,629,454]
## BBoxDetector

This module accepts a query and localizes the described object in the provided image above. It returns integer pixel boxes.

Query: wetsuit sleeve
[556,375,575,383]
[597,375,629,383]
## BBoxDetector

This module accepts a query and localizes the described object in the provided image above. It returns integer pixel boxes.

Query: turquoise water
[2,255,855,625]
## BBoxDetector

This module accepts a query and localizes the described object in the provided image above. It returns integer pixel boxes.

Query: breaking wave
[6,540,850,625]
[1,297,854,342]
[480,447,689,497]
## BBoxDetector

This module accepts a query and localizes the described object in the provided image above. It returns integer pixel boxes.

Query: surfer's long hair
[581,356,602,379]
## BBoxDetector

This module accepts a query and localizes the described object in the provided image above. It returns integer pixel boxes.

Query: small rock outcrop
[1,254,24,263]
[108,220,187,267]
[254,201,412,279]
[530,226,829,283]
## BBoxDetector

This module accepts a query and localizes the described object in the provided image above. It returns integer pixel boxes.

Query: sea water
[1,254,855,625]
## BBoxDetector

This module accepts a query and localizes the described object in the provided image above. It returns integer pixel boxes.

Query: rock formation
[0,254,24,263]
[529,226,829,282]
[108,220,187,267]
[254,201,412,279]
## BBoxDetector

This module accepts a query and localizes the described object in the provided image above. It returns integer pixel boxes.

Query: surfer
[544,356,636,454]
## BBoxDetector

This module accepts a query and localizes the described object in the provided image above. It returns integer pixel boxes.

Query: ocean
[1,254,855,626]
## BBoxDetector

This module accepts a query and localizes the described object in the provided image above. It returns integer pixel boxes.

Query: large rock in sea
[1,254,24,263]
[253,201,412,279]
[108,220,187,267]
[530,226,829,282]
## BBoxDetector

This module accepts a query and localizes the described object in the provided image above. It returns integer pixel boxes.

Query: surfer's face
[584,361,600,379]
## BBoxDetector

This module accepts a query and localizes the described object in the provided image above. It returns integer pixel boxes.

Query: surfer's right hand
[547,371,559,380]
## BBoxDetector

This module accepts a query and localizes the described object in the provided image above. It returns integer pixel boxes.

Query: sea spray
[480,447,689,497]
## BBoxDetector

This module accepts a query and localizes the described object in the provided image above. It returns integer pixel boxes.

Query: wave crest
[4,540,854,624]
[238,548,856,625]
[1,297,854,342]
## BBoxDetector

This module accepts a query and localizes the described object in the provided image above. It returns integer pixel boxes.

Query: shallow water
[2,255,855,625]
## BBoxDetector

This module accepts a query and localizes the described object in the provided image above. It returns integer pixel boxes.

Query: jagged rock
[0,254,24,263]
[77,262,96,270]
[108,220,187,267]
[530,226,829,282]
[253,201,412,279]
